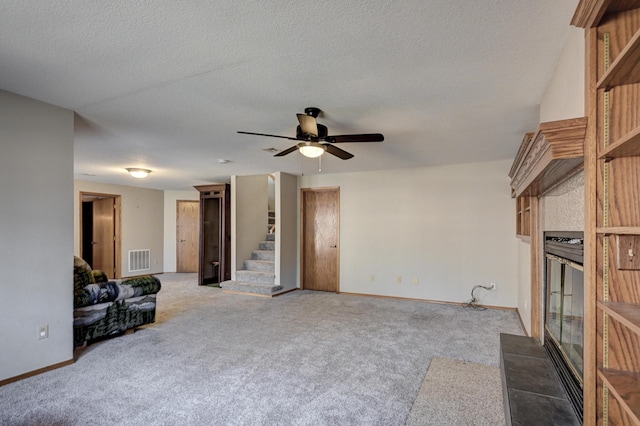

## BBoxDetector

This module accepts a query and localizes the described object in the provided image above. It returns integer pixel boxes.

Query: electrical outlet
[490,282,496,290]
[413,277,419,285]
[396,276,402,284]
[370,274,375,282]
[38,325,49,340]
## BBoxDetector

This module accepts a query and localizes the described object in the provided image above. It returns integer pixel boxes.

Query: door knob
[180,239,186,242]
[330,245,337,248]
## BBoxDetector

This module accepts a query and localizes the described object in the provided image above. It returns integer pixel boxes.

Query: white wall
[0,91,74,381]
[74,181,165,277]
[276,172,298,290]
[300,160,518,307]
[232,175,268,277]
[539,26,585,123]
[163,190,200,272]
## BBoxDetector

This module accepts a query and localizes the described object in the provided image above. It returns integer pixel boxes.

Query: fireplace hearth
[544,231,584,422]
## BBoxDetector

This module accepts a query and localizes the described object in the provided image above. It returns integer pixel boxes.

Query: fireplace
[544,231,584,422]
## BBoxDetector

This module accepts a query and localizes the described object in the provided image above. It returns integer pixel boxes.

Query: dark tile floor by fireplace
[500,333,580,426]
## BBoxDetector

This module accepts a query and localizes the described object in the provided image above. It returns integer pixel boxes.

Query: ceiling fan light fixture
[126,168,152,178]
[299,144,325,158]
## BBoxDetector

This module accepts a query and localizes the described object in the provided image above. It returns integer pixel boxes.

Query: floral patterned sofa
[73,256,161,346]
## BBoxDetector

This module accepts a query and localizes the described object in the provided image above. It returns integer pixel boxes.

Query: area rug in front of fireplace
[406,357,505,426]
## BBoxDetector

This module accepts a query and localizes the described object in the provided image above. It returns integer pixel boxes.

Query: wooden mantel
[509,117,587,198]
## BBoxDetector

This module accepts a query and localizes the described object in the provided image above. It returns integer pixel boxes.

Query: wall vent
[128,249,150,272]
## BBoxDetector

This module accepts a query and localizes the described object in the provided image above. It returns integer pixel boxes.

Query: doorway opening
[79,192,122,278]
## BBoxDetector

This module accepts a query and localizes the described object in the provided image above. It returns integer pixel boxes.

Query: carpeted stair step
[235,270,275,285]
[259,240,275,251]
[265,233,275,241]
[244,259,274,272]
[252,249,275,261]
[219,281,283,295]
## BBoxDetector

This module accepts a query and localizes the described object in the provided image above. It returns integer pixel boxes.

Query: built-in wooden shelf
[598,27,640,90]
[509,117,587,198]
[600,125,640,159]
[596,227,640,236]
[598,301,640,336]
[598,368,640,425]
[574,2,640,424]
[516,196,531,237]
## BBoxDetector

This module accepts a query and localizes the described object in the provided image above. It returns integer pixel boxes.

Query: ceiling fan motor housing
[296,123,328,140]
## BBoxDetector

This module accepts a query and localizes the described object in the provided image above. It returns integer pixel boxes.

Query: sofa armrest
[121,275,161,295]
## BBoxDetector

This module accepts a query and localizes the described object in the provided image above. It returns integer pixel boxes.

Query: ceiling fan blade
[297,114,318,137]
[326,133,384,143]
[237,131,298,141]
[274,145,299,157]
[324,144,354,160]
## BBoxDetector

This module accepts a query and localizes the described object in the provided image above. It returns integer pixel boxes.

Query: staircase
[220,231,283,296]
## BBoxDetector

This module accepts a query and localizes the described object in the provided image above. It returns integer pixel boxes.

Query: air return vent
[128,249,150,272]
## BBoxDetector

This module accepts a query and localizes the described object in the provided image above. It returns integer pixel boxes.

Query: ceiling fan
[237,107,384,160]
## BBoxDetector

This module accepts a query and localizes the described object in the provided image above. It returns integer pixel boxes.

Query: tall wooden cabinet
[573,2,640,424]
[194,184,231,286]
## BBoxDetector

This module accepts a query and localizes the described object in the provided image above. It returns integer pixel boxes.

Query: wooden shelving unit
[599,125,640,159]
[573,1,640,424]
[597,27,640,90]
[596,227,640,236]
[516,196,531,237]
[598,369,640,424]
[597,301,640,335]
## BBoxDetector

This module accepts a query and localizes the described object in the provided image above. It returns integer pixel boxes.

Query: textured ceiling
[0,0,579,190]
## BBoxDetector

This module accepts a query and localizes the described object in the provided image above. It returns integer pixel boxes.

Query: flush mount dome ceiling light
[298,142,325,158]
[126,168,152,178]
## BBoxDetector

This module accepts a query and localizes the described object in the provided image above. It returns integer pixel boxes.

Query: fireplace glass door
[545,254,584,379]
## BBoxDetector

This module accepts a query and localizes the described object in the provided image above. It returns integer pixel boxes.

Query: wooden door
[176,200,199,273]
[92,197,115,276]
[301,187,339,292]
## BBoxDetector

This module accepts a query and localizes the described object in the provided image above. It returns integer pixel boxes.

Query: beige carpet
[406,357,505,426]
[1,274,521,425]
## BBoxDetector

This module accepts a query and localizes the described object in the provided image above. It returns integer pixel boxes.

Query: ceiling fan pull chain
[319,155,322,172]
